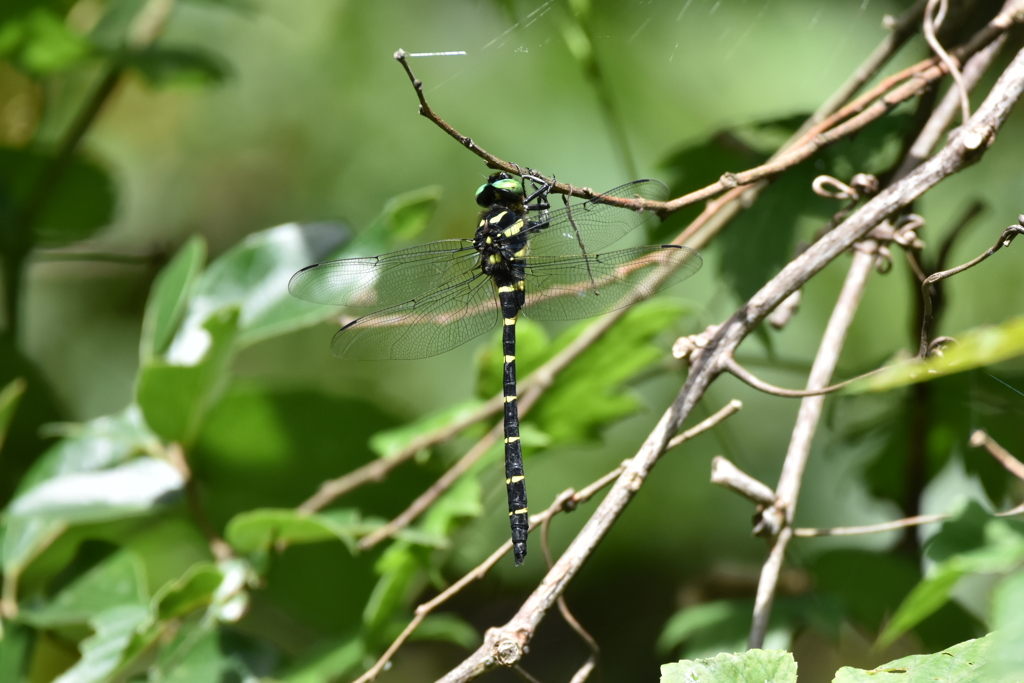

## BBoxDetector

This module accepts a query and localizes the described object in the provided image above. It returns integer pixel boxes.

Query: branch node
[710,456,777,506]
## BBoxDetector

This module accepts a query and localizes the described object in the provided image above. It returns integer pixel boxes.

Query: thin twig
[919,219,1024,355]
[970,429,1024,481]
[299,307,628,514]
[722,353,887,398]
[357,386,542,550]
[541,514,598,683]
[666,400,743,451]
[795,502,1024,537]
[352,473,620,683]
[748,244,878,648]
[437,30,1024,683]
[710,456,776,507]
[923,0,972,124]
[747,21,1012,643]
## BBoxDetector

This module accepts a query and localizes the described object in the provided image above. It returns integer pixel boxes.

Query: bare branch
[436,38,1024,683]
[666,400,744,451]
[711,456,776,507]
[970,429,1024,481]
[919,219,1024,355]
[722,352,886,398]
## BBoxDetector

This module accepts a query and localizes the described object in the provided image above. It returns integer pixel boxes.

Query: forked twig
[918,219,1024,356]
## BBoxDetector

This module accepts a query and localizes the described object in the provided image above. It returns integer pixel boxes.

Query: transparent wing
[331,273,500,359]
[288,239,478,308]
[522,245,702,321]
[523,180,670,258]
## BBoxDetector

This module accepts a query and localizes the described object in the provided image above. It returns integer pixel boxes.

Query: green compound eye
[492,178,522,194]
[476,176,524,207]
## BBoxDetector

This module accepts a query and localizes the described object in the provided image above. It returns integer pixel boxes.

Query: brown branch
[357,386,542,550]
[970,429,1024,481]
[748,243,878,647]
[722,351,887,399]
[747,17,1015,645]
[352,471,622,683]
[433,42,1024,683]
[918,219,1024,355]
[299,306,632,514]
[710,456,776,507]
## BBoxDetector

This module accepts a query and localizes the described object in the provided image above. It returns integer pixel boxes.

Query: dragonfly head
[476,172,523,208]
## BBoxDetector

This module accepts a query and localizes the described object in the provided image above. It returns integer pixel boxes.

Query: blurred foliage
[1,1,1024,682]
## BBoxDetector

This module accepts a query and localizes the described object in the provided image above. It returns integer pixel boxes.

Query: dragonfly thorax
[474,205,529,282]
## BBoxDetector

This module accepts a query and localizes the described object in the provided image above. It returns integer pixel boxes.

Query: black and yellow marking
[288,172,702,567]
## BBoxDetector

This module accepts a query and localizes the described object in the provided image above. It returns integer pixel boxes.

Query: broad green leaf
[369,398,485,459]
[538,300,697,444]
[835,633,1009,682]
[878,503,1024,648]
[172,223,349,349]
[153,562,224,621]
[363,542,419,635]
[125,46,230,86]
[21,405,159,493]
[279,634,365,683]
[1,516,66,581]
[848,318,1024,394]
[0,148,115,246]
[225,508,362,554]
[477,300,696,448]
[150,624,227,683]
[137,307,239,445]
[657,596,839,661]
[18,549,147,628]
[0,377,26,453]
[53,603,151,683]
[0,620,32,683]
[990,569,1024,678]
[351,185,442,254]
[420,474,483,538]
[0,7,91,74]
[661,649,797,683]
[7,457,185,524]
[407,613,479,649]
[140,235,207,363]
[1,407,159,581]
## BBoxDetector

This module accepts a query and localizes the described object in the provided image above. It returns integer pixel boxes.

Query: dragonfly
[289,172,702,565]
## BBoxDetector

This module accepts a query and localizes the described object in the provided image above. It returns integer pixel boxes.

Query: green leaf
[368,398,485,459]
[225,507,362,554]
[153,562,224,621]
[835,633,1010,682]
[0,620,32,683]
[7,456,185,524]
[125,46,230,86]
[0,147,115,246]
[407,613,479,649]
[173,222,349,349]
[661,649,797,683]
[0,377,27,453]
[137,307,239,445]
[537,299,696,444]
[847,318,1024,394]
[353,185,442,253]
[149,624,228,683]
[0,7,92,75]
[878,503,1024,648]
[990,569,1024,678]
[21,405,159,492]
[1,516,67,583]
[140,236,207,364]
[52,604,152,683]
[18,549,147,628]
[279,635,366,683]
